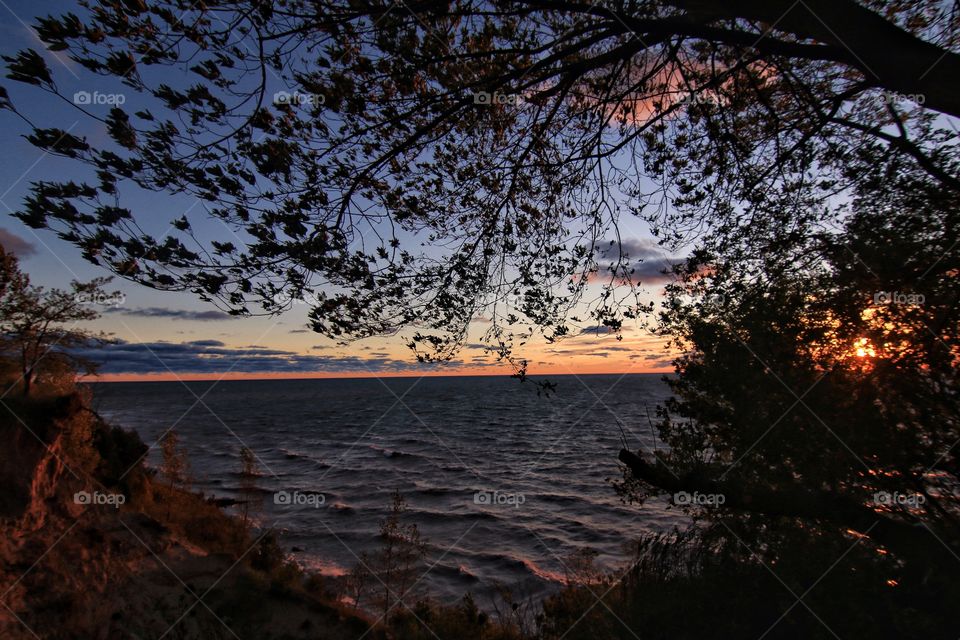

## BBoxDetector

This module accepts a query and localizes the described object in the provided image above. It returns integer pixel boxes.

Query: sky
[0,1,677,381]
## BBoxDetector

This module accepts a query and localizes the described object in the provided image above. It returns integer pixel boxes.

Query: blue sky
[0,0,674,378]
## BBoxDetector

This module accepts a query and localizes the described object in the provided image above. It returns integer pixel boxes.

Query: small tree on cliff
[158,429,190,489]
[373,492,427,621]
[348,492,427,621]
[0,243,114,396]
[238,446,260,530]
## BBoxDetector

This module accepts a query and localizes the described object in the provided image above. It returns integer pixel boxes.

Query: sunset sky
[0,220,676,381]
[0,1,677,381]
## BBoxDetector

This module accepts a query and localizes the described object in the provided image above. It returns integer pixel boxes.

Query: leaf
[3,50,53,86]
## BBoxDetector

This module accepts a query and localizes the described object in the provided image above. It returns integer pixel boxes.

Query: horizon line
[87,367,672,383]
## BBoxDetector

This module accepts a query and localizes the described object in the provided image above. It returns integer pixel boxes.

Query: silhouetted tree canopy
[614,158,960,635]
[3,0,959,362]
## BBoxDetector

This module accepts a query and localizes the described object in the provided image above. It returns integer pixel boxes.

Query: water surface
[91,374,682,603]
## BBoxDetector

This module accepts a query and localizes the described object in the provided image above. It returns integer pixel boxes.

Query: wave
[532,491,595,506]
[367,444,436,462]
[293,555,350,577]
[429,561,481,583]
[278,448,313,461]
[93,374,681,601]
[412,484,474,497]
[215,485,276,496]
[408,507,501,526]
[229,468,272,478]
[455,549,567,584]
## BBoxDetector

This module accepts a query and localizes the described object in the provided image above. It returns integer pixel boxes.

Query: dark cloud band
[105,307,236,321]
[76,339,496,375]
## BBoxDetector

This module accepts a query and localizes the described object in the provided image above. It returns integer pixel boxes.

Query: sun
[854,337,876,358]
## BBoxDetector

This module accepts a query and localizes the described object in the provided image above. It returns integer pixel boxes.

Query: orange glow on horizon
[87,361,672,383]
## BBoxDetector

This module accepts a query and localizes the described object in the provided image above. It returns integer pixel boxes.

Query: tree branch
[618,448,959,565]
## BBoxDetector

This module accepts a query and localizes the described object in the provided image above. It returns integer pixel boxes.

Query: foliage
[0,244,114,396]
[3,1,959,365]
[158,428,190,488]
[390,593,509,640]
[249,533,285,574]
[348,491,427,622]
[612,166,960,635]
[237,445,261,531]
[92,421,150,489]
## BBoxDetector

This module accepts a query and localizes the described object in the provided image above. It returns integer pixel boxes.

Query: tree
[2,1,958,364]
[158,429,190,490]
[0,244,113,396]
[2,2,957,633]
[349,492,427,623]
[375,492,427,621]
[238,445,260,531]
[614,162,959,636]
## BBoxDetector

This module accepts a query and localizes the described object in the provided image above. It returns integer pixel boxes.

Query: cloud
[105,307,236,321]
[627,353,674,369]
[595,238,681,284]
[75,339,495,375]
[644,358,674,369]
[0,228,37,257]
[577,326,618,336]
